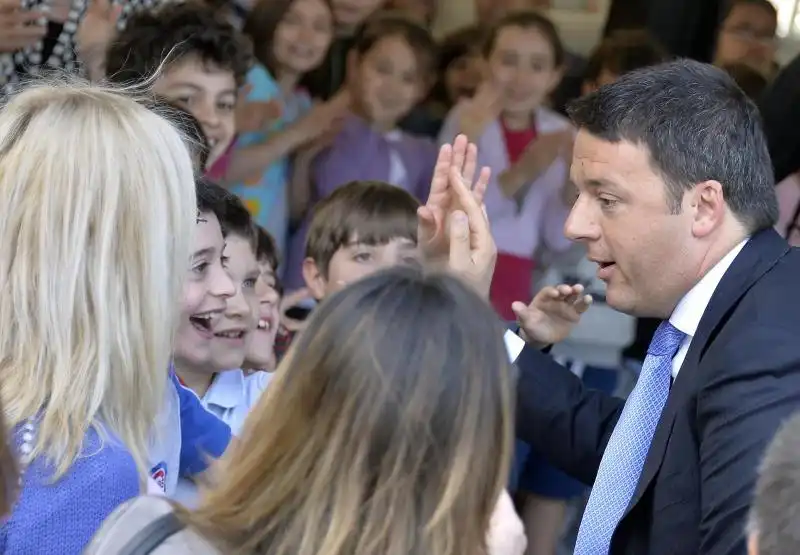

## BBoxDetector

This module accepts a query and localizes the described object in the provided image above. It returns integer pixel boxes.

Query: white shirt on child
[201,369,272,434]
[172,369,271,506]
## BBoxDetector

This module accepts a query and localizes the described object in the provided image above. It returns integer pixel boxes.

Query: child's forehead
[346,234,417,248]
[158,57,237,91]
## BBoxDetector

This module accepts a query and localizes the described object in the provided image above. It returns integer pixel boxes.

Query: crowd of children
[0,0,797,552]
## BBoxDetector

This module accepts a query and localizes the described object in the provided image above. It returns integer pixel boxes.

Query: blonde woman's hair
[185,267,515,555]
[0,80,197,479]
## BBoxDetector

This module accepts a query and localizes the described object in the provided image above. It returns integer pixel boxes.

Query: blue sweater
[0,426,140,554]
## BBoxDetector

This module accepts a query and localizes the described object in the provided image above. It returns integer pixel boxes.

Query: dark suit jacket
[516,229,800,555]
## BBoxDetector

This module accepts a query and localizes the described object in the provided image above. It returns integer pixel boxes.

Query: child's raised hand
[0,0,46,53]
[512,283,592,348]
[458,81,501,141]
[76,0,121,54]
[418,134,490,264]
[294,94,350,144]
[235,86,283,134]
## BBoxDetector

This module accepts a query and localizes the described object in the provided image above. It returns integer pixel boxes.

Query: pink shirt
[205,141,235,182]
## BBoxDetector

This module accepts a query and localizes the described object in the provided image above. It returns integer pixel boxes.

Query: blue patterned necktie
[574,320,686,555]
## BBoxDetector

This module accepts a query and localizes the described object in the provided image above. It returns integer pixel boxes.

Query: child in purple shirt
[283,14,438,290]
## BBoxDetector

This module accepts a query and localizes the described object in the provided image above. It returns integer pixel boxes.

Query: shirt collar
[203,370,246,410]
[669,239,749,338]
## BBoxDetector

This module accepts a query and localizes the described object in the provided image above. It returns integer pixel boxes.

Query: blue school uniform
[147,370,233,496]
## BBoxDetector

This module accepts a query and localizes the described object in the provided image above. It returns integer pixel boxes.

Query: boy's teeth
[257,319,270,330]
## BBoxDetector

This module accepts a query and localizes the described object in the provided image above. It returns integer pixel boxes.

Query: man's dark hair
[748,411,800,555]
[567,59,778,232]
[105,3,253,87]
[584,29,669,84]
[196,178,256,246]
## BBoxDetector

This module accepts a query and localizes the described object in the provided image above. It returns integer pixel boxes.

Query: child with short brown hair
[302,180,421,299]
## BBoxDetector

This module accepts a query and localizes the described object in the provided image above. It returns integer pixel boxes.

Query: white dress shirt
[669,239,748,378]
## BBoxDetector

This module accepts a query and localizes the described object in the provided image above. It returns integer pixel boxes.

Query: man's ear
[302,257,327,301]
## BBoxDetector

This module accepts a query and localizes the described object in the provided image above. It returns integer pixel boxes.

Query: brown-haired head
[304,180,419,277]
[482,10,564,67]
[583,29,669,93]
[243,0,334,72]
[350,12,438,80]
[188,266,515,554]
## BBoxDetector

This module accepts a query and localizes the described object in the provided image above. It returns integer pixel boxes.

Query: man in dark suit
[513,59,800,555]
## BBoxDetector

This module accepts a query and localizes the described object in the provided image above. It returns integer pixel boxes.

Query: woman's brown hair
[185,266,515,554]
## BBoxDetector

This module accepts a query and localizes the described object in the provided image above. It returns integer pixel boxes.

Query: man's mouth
[595,261,616,280]
[256,317,273,332]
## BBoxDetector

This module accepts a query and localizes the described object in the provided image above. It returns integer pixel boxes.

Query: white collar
[203,370,246,410]
[669,239,749,338]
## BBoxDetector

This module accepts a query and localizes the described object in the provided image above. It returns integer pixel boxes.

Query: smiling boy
[104,3,252,172]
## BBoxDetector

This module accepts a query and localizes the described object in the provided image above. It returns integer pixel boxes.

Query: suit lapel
[623,229,790,514]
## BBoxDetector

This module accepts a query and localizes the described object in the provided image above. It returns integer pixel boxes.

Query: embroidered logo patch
[150,462,168,492]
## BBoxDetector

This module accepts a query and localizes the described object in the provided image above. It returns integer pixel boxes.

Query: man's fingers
[574,294,593,313]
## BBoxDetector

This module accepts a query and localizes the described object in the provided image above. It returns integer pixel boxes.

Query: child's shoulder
[537,107,573,133]
[245,64,280,99]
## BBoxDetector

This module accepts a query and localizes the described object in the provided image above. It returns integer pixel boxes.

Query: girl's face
[273,0,334,76]
[174,212,236,368]
[444,51,483,104]
[352,35,427,129]
[246,260,281,370]
[486,25,562,121]
[714,3,777,76]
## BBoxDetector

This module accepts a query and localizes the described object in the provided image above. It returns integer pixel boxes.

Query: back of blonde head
[0,81,197,478]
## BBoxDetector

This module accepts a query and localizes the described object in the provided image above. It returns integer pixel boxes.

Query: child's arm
[223,94,348,185]
[438,84,501,144]
[288,131,337,224]
[75,0,122,82]
[498,129,574,199]
[511,283,593,349]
